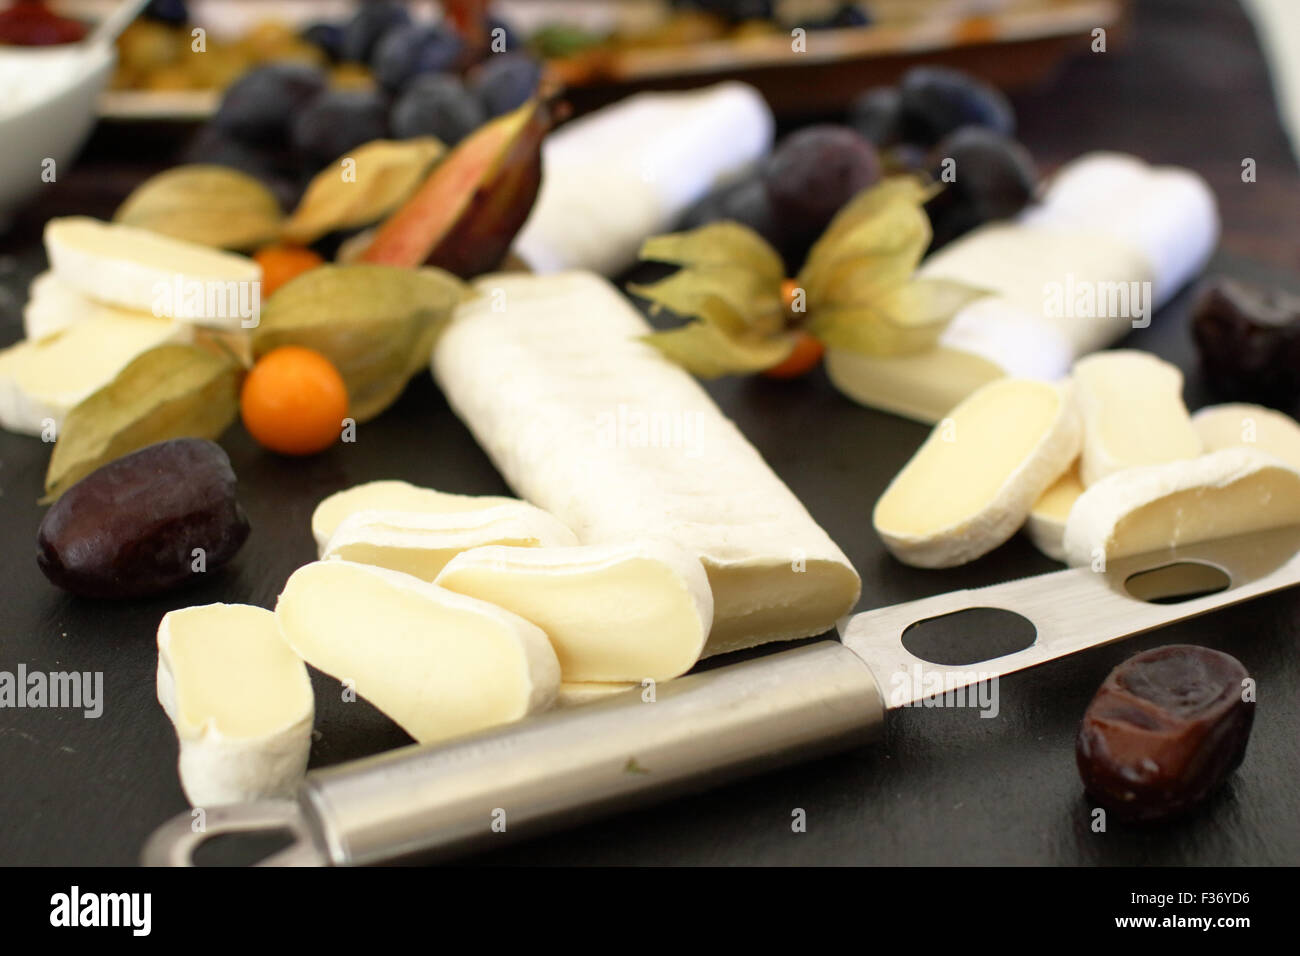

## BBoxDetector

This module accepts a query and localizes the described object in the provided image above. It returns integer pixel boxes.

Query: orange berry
[763,331,825,379]
[254,244,323,298]
[780,278,803,315]
[241,346,349,455]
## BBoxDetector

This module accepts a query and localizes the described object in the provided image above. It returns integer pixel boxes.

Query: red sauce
[0,1,88,47]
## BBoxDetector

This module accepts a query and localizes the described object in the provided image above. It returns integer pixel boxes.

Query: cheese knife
[142,525,1300,866]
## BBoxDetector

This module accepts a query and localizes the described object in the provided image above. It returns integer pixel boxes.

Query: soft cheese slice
[0,312,185,436]
[433,271,860,656]
[22,271,154,341]
[276,560,560,744]
[1192,404,1300,471]
[873,378,1082,568]
[1073,350,1202,486]
[322,505,579,580]
[1062,448,1300,566]
[1025,461,1084,562]
[44,217,261,329]
[436,539,713,682]
[557,681,639,708]
[311,480,521,554]
[156,604,314,807]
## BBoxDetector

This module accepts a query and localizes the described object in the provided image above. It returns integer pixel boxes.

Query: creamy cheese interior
[166,604,311,740]
[875,379,1062,536]
[1193,404,1300,471]
[311,480,518,551]
[47,216,260,279]
[1032,462,1084,522]
[437,544,710,682]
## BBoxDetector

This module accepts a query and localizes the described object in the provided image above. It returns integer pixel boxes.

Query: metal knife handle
[299,640,882,865]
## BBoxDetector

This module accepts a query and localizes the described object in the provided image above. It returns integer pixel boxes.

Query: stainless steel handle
[300,640,883,865]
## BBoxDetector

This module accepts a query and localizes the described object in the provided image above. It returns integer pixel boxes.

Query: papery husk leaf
[808,278,990,357]
[639,221,785,288]
[800,186,932,303]
[113,165,283,250]
[43,344,240,502]
[643,322,796,378]
[629,264,785,338]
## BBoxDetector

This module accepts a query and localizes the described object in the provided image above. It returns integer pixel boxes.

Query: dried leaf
[640,222,786,288]
[629,265,784,338]
[113,165,283,250]
[808,279,991,357]
[642,323,794,379]
[252,264,468,422]
[282,138,446,245]
[43,344,240,502]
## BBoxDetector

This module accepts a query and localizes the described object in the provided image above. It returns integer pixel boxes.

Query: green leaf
[43,344,240,502]
[629,264,785,338]
[252,264,468,422]
[642,323,795,378]
[809,278,991,357]
[639,222,786,287]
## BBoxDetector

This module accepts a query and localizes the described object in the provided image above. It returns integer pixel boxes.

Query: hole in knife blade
[901,607,1036,665]
[1124,561,1230,604]
[190,828,296,867]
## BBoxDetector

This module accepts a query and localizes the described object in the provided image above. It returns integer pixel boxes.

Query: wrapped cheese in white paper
[827,153,1219,422]
[433,271,860,657]
[512,82,774,277]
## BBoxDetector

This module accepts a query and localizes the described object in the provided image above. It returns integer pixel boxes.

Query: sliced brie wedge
[1063,448,1300,566]
[44,217,261,330]
[22,271,151,341]
[311,480,521,555]
[1073,350,1202,486]
[557,681,640,708]
[276,560,560,744]
[1025,461,1084,562]
[0,312,186,436]
[322,505,578,580]
[157,604,314,808]
[873,378,1082,568]
[436,539,713,683]
[1192,403,1300,471]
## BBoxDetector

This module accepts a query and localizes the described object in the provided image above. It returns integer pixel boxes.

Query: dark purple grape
[468,53,543,118]
[899,65,1015,146]
[924,126,1036,249]
[1077,645,1254,822]
[211,63,328,146]
[807,4,873,29]
[371,23,463,93]
[301,21,347,62]
[486,16,520,52]
[390,74,485,144]
[37,439,250,600]
[290,89,390,167]
[341,1,410,62]
[688,0,775,21]
[849,87,905,146]
[142,0,188,27]
[1192,279,1300,409]
[762,125,881,244]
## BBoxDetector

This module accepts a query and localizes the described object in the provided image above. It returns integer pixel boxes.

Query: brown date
[1076,645,1254,822]
[37,438,250,599]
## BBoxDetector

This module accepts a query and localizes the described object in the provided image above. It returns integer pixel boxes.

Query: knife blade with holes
[142,526,1300,866]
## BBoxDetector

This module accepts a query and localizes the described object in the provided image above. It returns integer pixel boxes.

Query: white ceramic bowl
[0,43,115,231]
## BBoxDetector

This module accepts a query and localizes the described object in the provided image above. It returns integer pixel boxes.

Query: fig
[1077,645,1254,822]
[37,439,250,600]
[359,97,553,278]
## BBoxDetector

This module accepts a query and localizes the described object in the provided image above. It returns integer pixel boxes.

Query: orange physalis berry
[240,346,349,456]
[254,244,324,298]
[763,330,825,379]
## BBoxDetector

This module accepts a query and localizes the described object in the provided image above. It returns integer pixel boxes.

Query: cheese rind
[275,560,560,744]
[873,378,1082,568]
[1025,461,1084,562]
[436,539,713,682]
[156,603,314,807]
[1062,448,1300,566]
[557,681,639,708]
[44,217,261,329]
[1073,350,1202,486]
[310,480,521,554]
[0,312,186,436]
[322,505,578,580]
[432,271,860,656]
[1192,403,1300,471]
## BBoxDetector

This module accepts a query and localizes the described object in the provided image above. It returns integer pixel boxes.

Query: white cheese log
[1073,350,1202,486]
[1025,460,1083,562]
[0,312,186,436]
[156,604,313,807]
[873,378,1082,568]
[436,539,713,682]
[311,480,524,554]
[276,560,560,744]
[1192,403,1300,471]
[827,153,1219,422]
[1062,448,1300,566]
[512,83,774,277]
[322,505,578,580]
[432,271,861,656]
